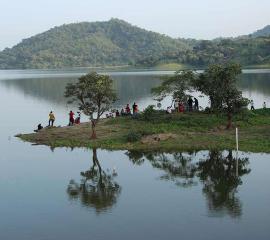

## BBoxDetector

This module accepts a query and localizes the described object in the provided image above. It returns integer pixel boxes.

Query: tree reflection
[127,151,198,187]
[126,149,250,218]
[197,150,250,218]
[67,148,121,213]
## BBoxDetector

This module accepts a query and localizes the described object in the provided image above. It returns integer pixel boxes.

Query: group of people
[68,111,81,126]
[250,100,267,110]
[33,99,267,132]
[167,97,199,114]
[115,102,139,117]
[34,110,81,132]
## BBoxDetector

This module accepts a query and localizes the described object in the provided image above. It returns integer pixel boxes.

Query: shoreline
[16,110,270,153]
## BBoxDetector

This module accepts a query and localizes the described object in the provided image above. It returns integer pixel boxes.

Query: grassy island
[16,109,270,153]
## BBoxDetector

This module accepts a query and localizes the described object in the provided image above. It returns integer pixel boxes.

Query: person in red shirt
[69,110,75,126]
[125,104,131,115]
[178,102,185,113]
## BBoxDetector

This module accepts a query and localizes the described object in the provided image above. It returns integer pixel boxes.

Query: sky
[0,0,270,50]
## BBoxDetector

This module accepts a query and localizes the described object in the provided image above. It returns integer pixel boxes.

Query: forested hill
[0,19,191,69]
[0,19,270,69]
[251,25,270,37]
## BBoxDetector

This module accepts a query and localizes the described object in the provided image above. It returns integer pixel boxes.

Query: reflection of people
[48,111,55,126]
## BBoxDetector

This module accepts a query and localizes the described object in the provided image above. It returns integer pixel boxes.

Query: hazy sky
[1,0,269,50]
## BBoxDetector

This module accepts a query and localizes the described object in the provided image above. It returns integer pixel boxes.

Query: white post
[236,128,239,177]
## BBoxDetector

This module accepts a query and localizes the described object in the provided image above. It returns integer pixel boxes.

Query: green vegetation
[16,109,270,153]
[1,19,270,69]
[152,63,249,129]
[139,37,270,68]
[64,72,117,138]
[0,19,191,69]
[250,25,270,38]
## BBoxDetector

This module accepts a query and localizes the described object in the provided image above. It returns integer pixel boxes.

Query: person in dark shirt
[194,98,199,111]
[132,102,138,114]
[188,97,193,112]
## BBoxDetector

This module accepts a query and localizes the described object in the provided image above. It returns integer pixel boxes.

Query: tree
[65,72,117,138]
[196,63,249,129]
[151,70,196,102]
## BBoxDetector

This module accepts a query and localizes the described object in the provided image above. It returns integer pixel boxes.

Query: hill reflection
[0,74,161,109]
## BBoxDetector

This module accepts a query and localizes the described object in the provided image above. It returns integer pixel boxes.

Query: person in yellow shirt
[48,111,55,126]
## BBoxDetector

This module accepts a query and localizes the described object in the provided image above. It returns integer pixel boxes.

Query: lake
[0,69,269,240]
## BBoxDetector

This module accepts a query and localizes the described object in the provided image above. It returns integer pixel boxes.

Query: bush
[142,105,156,121]
[126,131,142,142]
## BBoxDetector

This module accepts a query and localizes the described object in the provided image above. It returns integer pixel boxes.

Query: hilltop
[0,19,270,69]
[0,19,191,69]
[250,25,270,38]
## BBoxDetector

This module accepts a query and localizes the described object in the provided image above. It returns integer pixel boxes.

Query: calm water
[0,69,269,240]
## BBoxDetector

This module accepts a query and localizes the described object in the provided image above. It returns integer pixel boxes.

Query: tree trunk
[91,119,97,139]
[226,112,232,129]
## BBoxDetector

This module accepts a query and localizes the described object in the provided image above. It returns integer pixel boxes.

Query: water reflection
[0,74,161,108]
[127,151,198,187]
[67,149,121,213]
[197,150,250,218]
[127,150,250,218]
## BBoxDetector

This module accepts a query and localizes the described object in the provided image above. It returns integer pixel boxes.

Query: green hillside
[138,37,270,67]
[251,25,270,38]
[0,19,191,69]
[0,19,270,69]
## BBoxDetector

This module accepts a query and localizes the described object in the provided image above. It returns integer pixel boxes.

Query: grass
[16,109,270,153]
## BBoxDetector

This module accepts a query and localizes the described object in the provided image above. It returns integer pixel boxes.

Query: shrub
[126,131,142,142]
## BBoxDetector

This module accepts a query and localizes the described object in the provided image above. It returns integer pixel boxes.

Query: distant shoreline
[1,64,270,73]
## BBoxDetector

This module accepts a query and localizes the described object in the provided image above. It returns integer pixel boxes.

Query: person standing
[69,110,75,126]
[48,111,55,127]
[250,100,255,110]
[178,102,184,113]
[174,99,179,112]
[194,98,199,111]
[188,97,193,112]
[126,104,131,115]
[132,102,138,114]
[263,102,267,109]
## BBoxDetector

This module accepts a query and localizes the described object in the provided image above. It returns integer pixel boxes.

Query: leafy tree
[151,70,196,102]
[64,72,117,138]
[196,63,249,129]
